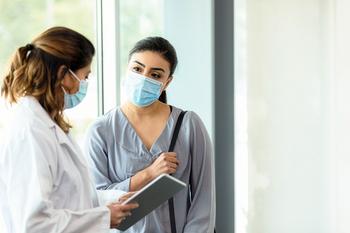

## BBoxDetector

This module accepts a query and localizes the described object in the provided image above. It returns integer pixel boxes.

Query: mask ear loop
[159,76,171,94]
[163,75,173,91]
[68,69,81,82]
[61,86,68,94]
[159,83,166,95]
[60,67,69,95]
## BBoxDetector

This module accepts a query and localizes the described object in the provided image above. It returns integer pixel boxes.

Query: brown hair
[1,26,95,133]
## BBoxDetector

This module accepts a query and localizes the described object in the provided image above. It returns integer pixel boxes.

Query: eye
[84,73,91,80]
[132,66,142,73]
[151,73,161,79]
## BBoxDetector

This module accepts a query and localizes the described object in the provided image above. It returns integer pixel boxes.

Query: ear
[163,76,173,90]
[57,65,69,83]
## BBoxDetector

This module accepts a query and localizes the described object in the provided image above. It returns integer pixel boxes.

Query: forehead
[76,64,91,74]
[130,51,170,72]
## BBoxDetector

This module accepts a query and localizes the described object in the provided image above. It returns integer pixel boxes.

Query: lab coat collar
[20,96,56,128]
[20,96,72,146]
[20,96,87,167]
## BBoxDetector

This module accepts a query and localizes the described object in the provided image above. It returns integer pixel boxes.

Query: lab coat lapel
[21,96,88,168]
[53,125,88,168]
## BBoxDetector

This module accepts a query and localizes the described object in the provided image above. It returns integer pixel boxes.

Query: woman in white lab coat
[0,26,138,233]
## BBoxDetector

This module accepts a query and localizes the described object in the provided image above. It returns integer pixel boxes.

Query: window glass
[119,0,164,102]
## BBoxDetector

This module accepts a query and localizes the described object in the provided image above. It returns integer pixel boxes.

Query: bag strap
[168,110,187,233]
[168,111,187,152]
[168,110,216,233]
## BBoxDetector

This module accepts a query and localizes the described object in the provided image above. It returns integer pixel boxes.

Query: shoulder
[86,107,120,139]
[2,118,57,159]
[171,106,204,126]
[6,105,54,142]
[170,106,207,133]
[2,98,57,143]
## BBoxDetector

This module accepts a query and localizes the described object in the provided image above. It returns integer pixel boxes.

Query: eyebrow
[133,60,166,73]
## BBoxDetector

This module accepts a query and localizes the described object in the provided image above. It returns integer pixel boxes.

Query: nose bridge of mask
[131,72,163,93]
[124,71,163,107]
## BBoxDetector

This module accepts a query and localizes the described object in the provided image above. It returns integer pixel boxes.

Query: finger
[158,152,176,160]
[116,211,132,219]
[118,192,136,202]
[158,153,168,159]
[166,161,178,169]
[121,192,136,198]
[168,168,177,174]
[159,162,177,174]
[164,152,177,158]
[118,203,139,211]
[118,197,136,204]
[162,159,178,167]
[125,203,139,209]
[118,198,128,204]
[166,157,180,164]
[110,203,138,214]
[162,165,176,174]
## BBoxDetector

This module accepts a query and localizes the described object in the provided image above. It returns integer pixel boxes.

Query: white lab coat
[0,96,123,233]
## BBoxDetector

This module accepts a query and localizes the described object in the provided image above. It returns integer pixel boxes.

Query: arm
[129,152,179,191]
[183,112,216,233]
[129,167,153,192]
[4,126,111,233]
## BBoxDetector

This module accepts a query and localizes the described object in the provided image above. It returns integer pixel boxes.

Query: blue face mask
[123,72,163,107]
[62,69,89,109]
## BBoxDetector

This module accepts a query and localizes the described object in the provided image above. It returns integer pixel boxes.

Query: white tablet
[116,174,186,231]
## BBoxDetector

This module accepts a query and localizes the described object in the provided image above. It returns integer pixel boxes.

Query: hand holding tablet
[116,174,186,231]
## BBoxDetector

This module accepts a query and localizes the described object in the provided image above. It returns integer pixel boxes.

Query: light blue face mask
[123,72,163,107]
[62,69,89,109]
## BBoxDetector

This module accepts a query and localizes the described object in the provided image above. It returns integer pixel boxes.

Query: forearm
[129,168,153,191]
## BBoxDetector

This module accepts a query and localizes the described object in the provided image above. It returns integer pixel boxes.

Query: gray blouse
[85,106,215,233]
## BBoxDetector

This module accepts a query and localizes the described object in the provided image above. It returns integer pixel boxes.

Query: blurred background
[1,0,350,233]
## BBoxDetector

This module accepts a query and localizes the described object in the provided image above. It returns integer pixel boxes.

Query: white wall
[333,0,350,232]
[235,0,337,232]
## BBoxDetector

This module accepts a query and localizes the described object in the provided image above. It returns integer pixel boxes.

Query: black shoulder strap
[168,110,216,233]
[168,110,187,233]
[168,110,187,152]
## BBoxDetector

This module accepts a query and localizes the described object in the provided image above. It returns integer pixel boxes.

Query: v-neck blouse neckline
[116,105,175,156]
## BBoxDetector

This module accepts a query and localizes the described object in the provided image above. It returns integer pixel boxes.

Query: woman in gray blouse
[85,37,215,233]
